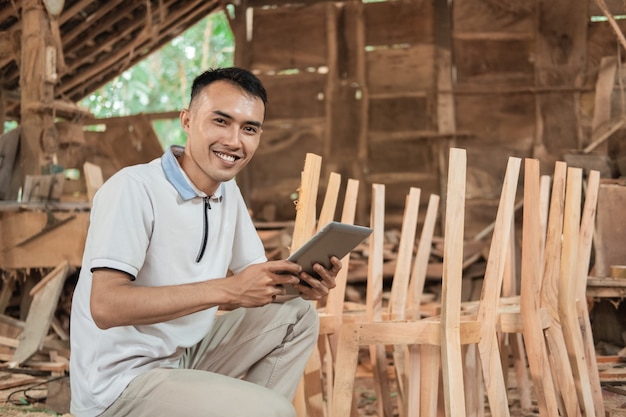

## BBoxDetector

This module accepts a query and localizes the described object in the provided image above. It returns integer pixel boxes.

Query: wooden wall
[230,0,625,236]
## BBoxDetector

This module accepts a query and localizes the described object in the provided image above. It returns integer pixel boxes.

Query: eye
[214,117,227,125]
[244,125,259,134]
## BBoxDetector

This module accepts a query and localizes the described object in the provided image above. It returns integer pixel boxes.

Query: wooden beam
[19,0,55,177]
[0,210,89,269]
[60,1,220,99]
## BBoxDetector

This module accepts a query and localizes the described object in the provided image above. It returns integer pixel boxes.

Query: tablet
[283,221,372,296]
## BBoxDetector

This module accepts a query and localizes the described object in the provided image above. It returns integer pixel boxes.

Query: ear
[179,109,191,133]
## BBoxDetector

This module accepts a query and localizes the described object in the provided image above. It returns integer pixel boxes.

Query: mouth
[215,151,241,163]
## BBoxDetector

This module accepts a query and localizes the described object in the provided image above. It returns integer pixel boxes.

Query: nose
[222,126,242,148]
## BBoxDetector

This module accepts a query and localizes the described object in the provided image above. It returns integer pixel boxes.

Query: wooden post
[20,0,56,178]
[434,0,457,230]
[533,0,588,159]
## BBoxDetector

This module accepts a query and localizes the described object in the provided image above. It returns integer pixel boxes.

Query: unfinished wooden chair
[482,160,604,417]
[290,153,364,417]
[294,156,438,417]
[559,166,604,417]
[330,148,520,417]
[333,183,439,417]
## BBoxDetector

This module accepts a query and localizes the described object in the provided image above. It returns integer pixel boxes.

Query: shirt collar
[162,145,223,202]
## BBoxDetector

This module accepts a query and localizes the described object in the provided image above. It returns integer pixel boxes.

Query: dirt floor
[0,358,624,417]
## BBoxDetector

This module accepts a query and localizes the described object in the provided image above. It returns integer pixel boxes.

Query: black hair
[189,67,268,107]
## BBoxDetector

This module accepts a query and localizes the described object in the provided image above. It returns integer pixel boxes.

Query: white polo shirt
[69,145,266,417]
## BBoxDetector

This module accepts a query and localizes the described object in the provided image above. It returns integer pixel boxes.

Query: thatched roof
[0,0,222,119]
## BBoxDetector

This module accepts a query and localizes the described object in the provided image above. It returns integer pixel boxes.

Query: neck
[177,150,220,196]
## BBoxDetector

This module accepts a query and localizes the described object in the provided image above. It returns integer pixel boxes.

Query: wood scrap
[11,261,72,366]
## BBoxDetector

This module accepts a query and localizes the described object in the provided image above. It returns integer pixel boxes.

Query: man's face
[180,80,265,194]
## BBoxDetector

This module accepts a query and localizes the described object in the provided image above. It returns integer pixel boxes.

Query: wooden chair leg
[440,148,467,417]
[521,158,560,417]
[463,344,484,417]
[575,170,605,417]
[509,333,533,410]
[331,324,363,417]
[540,161,582,417]
[367,184,395,417]
[420,344,441,417]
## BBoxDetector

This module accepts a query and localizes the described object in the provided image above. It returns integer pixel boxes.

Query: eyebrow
[213,110,263,129]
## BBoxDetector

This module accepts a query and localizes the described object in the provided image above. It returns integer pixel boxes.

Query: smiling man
[69,67,341,417]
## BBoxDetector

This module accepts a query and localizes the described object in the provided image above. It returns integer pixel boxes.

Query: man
[69,67,341,417]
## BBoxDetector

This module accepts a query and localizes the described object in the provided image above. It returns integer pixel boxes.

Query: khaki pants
[99,297,319,417]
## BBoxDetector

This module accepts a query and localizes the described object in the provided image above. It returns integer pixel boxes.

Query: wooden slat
[475,156,520,417]
[11,261,71,365]
[520,158,560,417]
[366,183,394,417]
[536,161,581,417]
[439,148,466,417]
[576,170,605,417]
[388,187,421,321]
[406,193,440,319]
[560,167,598,417]
[291,153,321,252]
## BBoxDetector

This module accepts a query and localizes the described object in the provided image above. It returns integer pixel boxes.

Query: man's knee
[268,391,297,417]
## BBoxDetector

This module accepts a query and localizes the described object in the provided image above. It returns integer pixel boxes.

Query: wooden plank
[559,167,598,417]
[594,181,626,277]
[259,73,327,120]
[456,94,535,143]
[454,0,534,34]
[363,0,434,46]
[407,194,440,319]
[440,148,467,417]
[454,38,534,87]
[250,4,328,70]
[325,178,359,320]
[30,260,74,296]
[368,95,431,132]
[83,161,104,204]
[291,153,321,252]
[11,261,71,365]
[0,210,89,269]
[520,158,560,417]
[389,188,421,321]
[538,161,581,417]
[576,170,606,417]
[0,374,41,391]
[366,45,435,95]
[365,184,395,417]
[475,156,520,417]
[389,187,421,413]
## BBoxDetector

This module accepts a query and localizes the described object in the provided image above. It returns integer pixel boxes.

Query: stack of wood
[0,261,73,412]
[0,262,72,375]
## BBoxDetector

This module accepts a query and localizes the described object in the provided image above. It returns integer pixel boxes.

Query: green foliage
[3,120,18,133]
[81,11,234,148]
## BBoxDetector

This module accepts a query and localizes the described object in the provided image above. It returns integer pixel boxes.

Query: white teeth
[216,152,236,162]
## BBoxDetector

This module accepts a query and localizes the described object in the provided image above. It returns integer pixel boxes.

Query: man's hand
[224,260,302,308]
[294,256,341,301]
